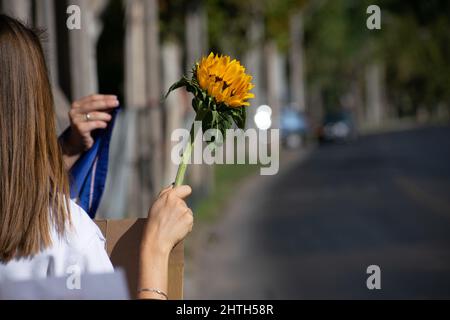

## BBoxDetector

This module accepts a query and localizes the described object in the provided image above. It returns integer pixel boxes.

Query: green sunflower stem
[174,111,205,186]
[174,134,192,186]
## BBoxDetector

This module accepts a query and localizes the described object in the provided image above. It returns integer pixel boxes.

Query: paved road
[186,125,450,299]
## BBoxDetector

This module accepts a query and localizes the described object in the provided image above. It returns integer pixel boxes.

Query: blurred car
[317,111,357,143]
[280,107,309,149]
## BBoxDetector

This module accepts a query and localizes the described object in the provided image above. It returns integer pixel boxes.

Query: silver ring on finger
[85,113,92,122]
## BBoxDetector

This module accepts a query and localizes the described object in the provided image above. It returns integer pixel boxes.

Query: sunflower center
[213,75,232,94]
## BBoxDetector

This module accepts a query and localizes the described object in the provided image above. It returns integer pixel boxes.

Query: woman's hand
[61,94,119,169]
[138,185,194,300]
[142,185,194,256]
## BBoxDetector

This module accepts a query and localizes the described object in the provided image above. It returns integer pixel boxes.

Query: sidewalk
[184,147,312,299]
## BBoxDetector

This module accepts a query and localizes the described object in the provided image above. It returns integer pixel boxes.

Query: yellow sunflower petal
[196,53,254,108]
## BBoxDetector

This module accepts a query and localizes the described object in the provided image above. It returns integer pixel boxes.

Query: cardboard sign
[94,218,184,299]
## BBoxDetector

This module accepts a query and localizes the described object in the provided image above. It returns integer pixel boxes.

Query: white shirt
[0,200,113,281]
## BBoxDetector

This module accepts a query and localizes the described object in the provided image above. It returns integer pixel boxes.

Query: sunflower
[165,52,255,186]
[196,53,255,107]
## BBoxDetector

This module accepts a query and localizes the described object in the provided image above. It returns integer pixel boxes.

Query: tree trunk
[184,1,212,196]
[125,0,146,109]
[145,0,164,197]
[162,41,185,186]
[244,13,264,125]
[365,62,385,126]
[68,0,107,100]
[35,0,72,134]
[35,0,58,85]
[243,13,264,163]
[265,41,284,129]
[289,11,306,112]
[185,1,207,71]
[351,79,365,130]
[1,0,32,22]
[124,0,150,217]
[309,83,324,129]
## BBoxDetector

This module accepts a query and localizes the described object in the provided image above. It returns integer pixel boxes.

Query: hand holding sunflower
[165,53,255,186]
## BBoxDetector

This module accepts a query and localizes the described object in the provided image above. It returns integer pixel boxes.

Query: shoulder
[0,201,113,281]
[64,200,114,273]
[65,200,106,251]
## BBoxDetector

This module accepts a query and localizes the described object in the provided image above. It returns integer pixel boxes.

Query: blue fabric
[60,107,120,218]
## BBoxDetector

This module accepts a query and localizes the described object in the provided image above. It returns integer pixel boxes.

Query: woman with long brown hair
[0,14,193,300]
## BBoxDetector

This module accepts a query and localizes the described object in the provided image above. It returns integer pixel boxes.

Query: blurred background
[1,0,449,298]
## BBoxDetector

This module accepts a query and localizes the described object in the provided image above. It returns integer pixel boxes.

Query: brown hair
[0,14,70,262]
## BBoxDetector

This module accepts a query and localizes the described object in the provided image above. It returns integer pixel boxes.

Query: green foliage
[162,0,449,116]
[205,0,258,57]
[380,0,450,114]
[206,0,306,54]
[159,0,188,42]
[265,0,307,52]
[194,162,260,222]
[303,0,450,114]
